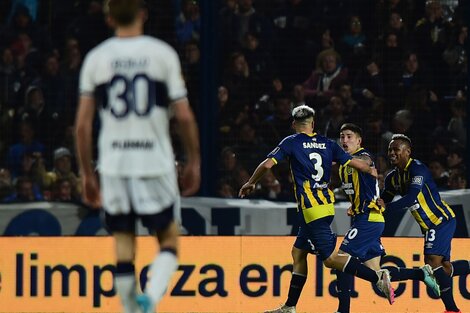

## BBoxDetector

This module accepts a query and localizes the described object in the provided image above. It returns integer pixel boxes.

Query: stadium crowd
[0,0,467,203]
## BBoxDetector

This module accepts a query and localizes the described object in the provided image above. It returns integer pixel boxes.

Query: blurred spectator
[234,0,273,48]
[3,176,43,202]
[447,168,467,190]
[217,177,237,198]
[60,37,82,124]
[323,95,347,140]
[428,158,449,190]
[51,177,78,202]
[447,99,466,147]
[384,11,410,45]
[0,168,13,200]
[376,0,413,34]
[6,120,44,178]
[339,15,368,75]
[253,169,281,200]
[218,146,249,190]
[40,147,80,198]
[242,31,273,81]
[352,59,385,105]
[442,24,467,96]
[182,40,200,113]
[302,49,349,105]
[40,53,65,115]
[0,47,16,106]
[233,122,269,172]
[175,0,201,45]
[446,144,465,172]
[338,83,362,125]
[223,51,261,106]
[292,84,306,107]
[260,92,293,147]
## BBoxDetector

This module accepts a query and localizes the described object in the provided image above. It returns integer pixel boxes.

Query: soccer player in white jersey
[75,1,200,312]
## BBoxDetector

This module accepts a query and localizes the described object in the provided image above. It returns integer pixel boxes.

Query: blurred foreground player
[75,0,200,312]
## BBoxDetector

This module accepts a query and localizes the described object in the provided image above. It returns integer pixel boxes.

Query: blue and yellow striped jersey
[339,148,383,222]
[382,158,455,231]
[268,132,352,221]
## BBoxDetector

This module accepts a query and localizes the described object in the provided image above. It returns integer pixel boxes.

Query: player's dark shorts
[339,214,385,262]
[294,215,337,260]
[103,205,174,234]
[424,217,456,261]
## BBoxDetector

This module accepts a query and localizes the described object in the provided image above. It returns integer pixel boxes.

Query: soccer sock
[146,248,179,306]
[384,266,424,281]
[285,272,307,307]
[115,262,139,313]
[433,266,459,312]
[336,270,353,313]
[342,256,378,283]
[451,260,470,276]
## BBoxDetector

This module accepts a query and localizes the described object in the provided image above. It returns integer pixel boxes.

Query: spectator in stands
[338,83,362,125]
[447,168,467,190]
[6,120,44,178]
[175,0,201,45]
[384,11,410,46]
[0,47,16,106]
[447,99,466,147]
[0,168,13,200]
[352,59,385,105]
[323,95,347,140]
[442,24,467,97]
[22,84,61,152]
[60,37,82,124]
[428,158,449,190]
[292,84,306,107]
[40,53,65,114]
[233,122,269,172]
[253,169,281,200]
[339,15,368,75]
[260,92,293,147]
[234,0,273,48]
[51,177,77,202]
[217,177,237,198]
[3,176,43,202]
[182,40,200,113]
[40,147,80,198]
[223,51,261,107]
[241,31,272,81]
[302,49,349,105]
[446,145,465,172]
[218,146,249,192]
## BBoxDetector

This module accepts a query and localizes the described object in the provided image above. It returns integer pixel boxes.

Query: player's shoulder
[354,147,372,157]
[409,159,430,175]
[279,133,297,145]
[384,167,397,180]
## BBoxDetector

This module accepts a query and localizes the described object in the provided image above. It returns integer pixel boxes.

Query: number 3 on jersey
[309,152,324,181]
[108,74,155,118]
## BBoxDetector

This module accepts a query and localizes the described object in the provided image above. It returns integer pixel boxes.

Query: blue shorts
[294,215,337,260]
[339,215,385,262]
[424,218,456,261]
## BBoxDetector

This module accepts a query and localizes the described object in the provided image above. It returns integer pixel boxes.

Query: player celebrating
[381,134,470,313]
[75,1,200,313]
[335,124,439,313]
[239,105,395,313]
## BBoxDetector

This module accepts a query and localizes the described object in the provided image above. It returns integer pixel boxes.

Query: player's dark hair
[106,0,144,26]
[391,133,412,148]
[340,123,362,137]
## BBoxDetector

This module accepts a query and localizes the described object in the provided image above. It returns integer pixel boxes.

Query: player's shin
[433,266,459,312]
[336,270,353,313]
[145,247,179,306]
[115,262,140,313]
[285,272,307,307]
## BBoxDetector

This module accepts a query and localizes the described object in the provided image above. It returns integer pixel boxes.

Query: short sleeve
[165,47,187,102]
[408,164,425,191]
[267,137,291,164]
[79,52,96,97]
[332,142,352,165]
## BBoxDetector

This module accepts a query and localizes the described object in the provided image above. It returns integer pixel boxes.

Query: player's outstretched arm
[172,98,201,196]
[239,158,275,198]
[349,158,378,178]
[75,96,101,208]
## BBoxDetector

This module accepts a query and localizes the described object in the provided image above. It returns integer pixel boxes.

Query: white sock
[115,274,139,313]
[146,250,178,306]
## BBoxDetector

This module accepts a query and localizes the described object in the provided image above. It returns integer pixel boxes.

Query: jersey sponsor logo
[411,176,423,185]
[112,140,153,150]
[303,142,326,149]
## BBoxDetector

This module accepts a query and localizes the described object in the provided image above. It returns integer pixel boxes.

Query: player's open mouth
[343,144,348,149]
